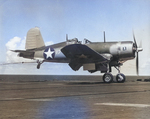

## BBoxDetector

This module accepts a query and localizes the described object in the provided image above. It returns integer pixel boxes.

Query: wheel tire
[116,73,126,83]
[103,73,113,83]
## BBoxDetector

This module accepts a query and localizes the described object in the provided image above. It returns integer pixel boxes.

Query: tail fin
[25,27,45,50]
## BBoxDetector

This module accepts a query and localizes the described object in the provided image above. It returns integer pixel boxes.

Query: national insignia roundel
[43,46,55,60]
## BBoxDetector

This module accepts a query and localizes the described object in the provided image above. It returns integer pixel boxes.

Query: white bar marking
[95,103,150,108]
[27,99,54,102]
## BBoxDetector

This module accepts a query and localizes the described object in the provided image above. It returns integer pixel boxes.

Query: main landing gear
[102,66,126,83]
[116,73,126,83]
[103,73,113,83]
[103,72,126,83]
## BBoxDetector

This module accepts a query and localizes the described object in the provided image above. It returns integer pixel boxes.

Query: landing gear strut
[37,60,43,69]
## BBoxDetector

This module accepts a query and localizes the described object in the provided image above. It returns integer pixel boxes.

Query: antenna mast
[104,31,106,43]
[66,34,68,41]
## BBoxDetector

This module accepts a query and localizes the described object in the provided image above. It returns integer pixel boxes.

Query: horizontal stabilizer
[11,50,32,53]
[0,61,37,65]
[11,50,35,59]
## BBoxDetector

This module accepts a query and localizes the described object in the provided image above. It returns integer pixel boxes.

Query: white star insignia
[44,48,54,59]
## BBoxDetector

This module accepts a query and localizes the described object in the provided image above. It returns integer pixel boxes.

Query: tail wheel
[37,60,44,69]
[116,73,126,83]
[37,63,41,69]
[103,73,113,83]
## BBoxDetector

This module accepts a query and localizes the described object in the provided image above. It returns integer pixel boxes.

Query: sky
[0,0,150,75]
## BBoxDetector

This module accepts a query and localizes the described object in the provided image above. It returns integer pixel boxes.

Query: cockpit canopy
[66,38,81,45]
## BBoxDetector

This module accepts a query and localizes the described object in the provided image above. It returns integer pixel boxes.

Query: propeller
[133,33,143,75]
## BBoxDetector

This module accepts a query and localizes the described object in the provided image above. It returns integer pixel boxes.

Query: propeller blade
[136,52,139,75]
[139,40,142,48]
[132,33,142,75]
[133,33,139,75]
[133,33,138,48]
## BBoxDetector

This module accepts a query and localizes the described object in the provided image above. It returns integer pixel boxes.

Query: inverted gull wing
[61,44,109,71]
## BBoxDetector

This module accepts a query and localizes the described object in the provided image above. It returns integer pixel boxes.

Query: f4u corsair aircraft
[13,27,143,83]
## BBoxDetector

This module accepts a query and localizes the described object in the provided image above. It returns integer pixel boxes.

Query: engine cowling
[110,41,135,59]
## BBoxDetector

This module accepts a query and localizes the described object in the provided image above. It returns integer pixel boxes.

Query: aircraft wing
[61,44,109,71]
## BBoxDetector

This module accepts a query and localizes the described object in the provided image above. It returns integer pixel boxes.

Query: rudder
[25,27,45,50]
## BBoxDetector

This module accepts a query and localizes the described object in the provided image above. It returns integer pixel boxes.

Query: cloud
[5,37,32,63]
[6,37,23,50]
